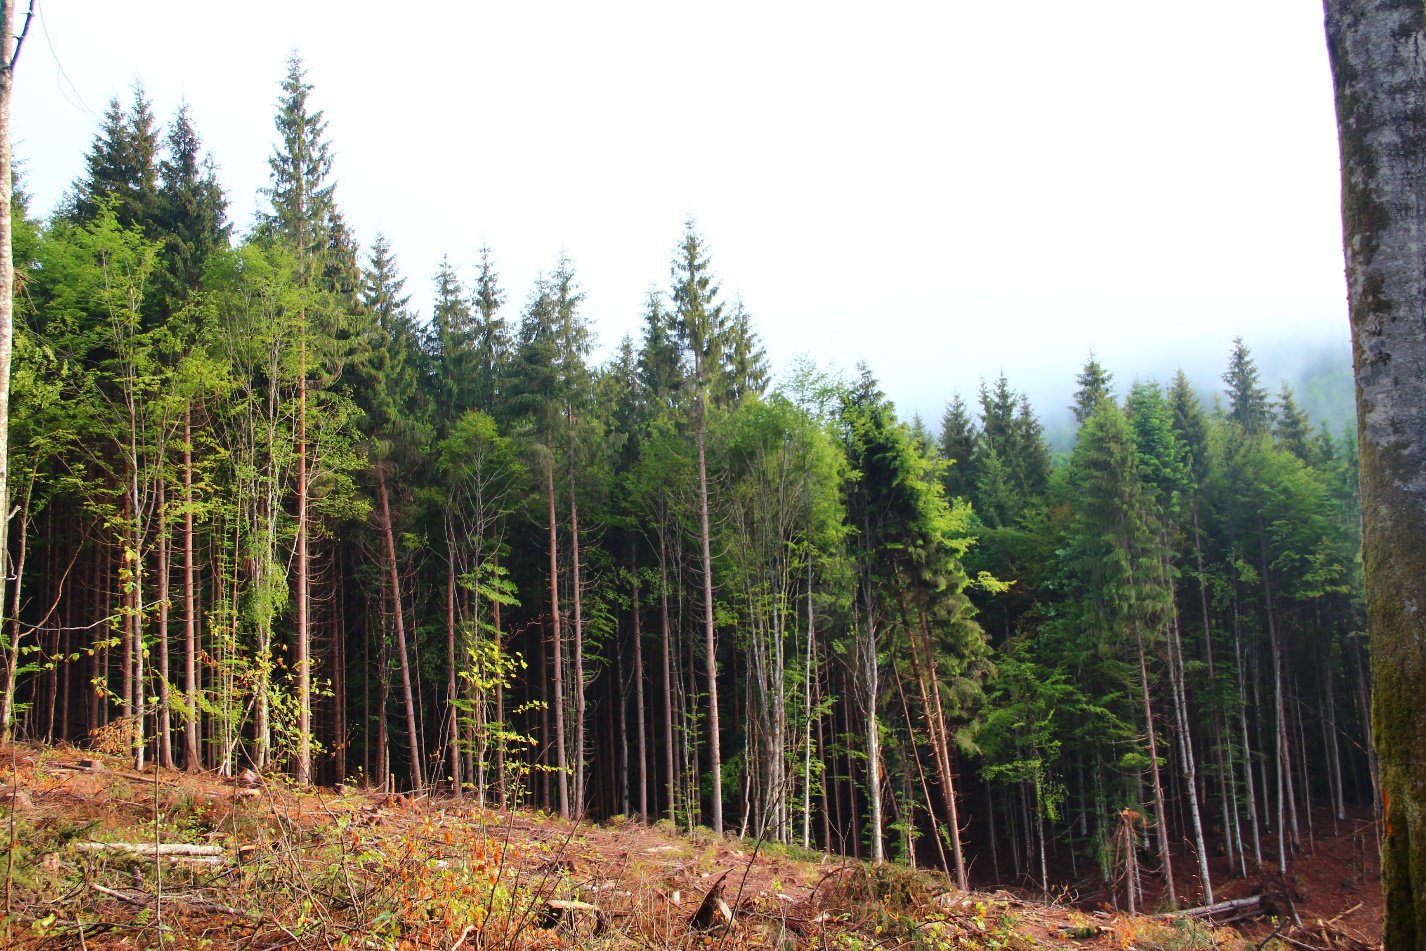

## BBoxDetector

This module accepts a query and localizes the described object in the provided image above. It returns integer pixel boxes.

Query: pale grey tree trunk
[1135,626,1176,906]
[695,400,723,835]
[0,4,26,734]
[1323,3,1426,944]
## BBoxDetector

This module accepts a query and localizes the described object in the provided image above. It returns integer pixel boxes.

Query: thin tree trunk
[157,487,173,769]
[1192,506,1235,870]
[659,528,676,824]
[376,467,423,790]
[1235,613,1264,869]
[910,589,969,891]
[0,1,29,715]
[182,408,200,770]
[1165,557,1212,903]
[1136,627,1176,906]
[0,486,26,739]
[856,591,883,863]
[1259,535,1294,872]
[333,548,345,784]
[447,539,461,793]
[493,575,505,808]
[631,545,648,818]
[545,458,568,818]
[294,333,311,785]
[129,445,146,771]
[569,463,586,816]
[802,547,816,850]
[694,405,723,834]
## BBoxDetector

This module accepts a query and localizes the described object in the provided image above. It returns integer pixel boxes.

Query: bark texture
[0,4,14,727]
[1323,3,1426,945]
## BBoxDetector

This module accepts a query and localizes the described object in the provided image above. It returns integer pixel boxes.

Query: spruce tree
[1223,337,1271,435]
[154,104,229,309]
[670,219,727,833]
[937,393,978,501]
[262,51,343,785]
[471,245,509,413]
[1072,350,1114,424]
[71,87,160,233]
[1274,382,1313,464]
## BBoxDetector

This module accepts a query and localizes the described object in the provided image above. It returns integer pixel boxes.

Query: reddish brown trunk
[377,467,423,790]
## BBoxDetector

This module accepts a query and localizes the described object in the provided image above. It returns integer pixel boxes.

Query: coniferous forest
[1,58,1370,909]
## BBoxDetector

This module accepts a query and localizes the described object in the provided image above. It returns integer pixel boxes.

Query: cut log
[75,842,225,857]
[1166,895,1262,919]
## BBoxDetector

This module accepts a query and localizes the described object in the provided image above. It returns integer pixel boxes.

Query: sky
[12,1,1351,431]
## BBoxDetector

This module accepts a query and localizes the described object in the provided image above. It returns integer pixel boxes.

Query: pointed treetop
[1223,337,1271,435]
[264,52,337,256]
[1274,382,1314,463]
[1072,350,1114,424]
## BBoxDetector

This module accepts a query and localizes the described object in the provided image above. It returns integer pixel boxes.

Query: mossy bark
[1323,2,1426,946]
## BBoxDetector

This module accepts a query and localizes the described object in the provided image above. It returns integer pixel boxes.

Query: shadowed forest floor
[0,743,1381,949]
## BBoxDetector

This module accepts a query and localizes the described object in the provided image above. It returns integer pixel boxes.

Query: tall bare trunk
[630,545,648,818]
[909,587,968,891]
[0,3,31,721]
[0,486,25,738]
[1135,627,1176,906]
[376,467,423,790]
[157,488,172,769]
[695,404,723,834]
[802,548,815,849]
[856,588,883,863]
[294,337,311,785]
[446,541,461,793]
[658,529,676,823]
[130,439,145,771]
[182,408,200,770]
[1166,579,1212,903]
[545,458,568,817]
[569,463,586,816]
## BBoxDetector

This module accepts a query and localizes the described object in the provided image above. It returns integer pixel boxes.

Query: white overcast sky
[13,1,1350,429]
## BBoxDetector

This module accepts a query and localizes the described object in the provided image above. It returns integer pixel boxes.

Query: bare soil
[0,743,1382,949]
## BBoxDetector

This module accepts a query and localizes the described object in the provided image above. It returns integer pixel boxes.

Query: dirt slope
[0,743,1381,949]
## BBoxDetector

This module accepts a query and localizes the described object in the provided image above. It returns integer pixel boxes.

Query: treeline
[2,60,1367,906]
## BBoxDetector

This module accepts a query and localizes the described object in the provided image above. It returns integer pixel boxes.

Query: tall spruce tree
[670,219,728,833]
[937,394,978,501]
[262,52,340,784]
[1072,350,1114,424]
[70,87,160,233]
[154,104,229,309]
[1223,338,1271,436]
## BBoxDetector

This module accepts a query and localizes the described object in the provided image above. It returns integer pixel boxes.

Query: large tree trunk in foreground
[1323,3,1426,945]
[0,3,26,724]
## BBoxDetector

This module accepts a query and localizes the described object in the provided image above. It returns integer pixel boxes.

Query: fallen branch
[1323,902,1363,927]
[91,882,254,920]
[89,883,147,908]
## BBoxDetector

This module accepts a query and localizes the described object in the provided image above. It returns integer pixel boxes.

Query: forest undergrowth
[0,743,1380,951]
